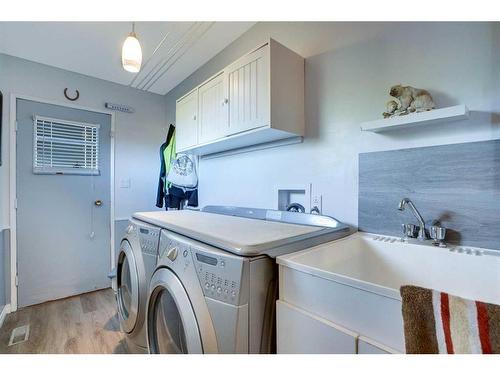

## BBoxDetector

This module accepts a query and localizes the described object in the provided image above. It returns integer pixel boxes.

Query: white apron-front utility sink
[276,232,500,352]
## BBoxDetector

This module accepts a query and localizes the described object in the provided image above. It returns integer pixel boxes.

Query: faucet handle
[429,225,447,247]
[402,223,419,239]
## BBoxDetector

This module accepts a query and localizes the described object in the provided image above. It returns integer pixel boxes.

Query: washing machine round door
[117,240,139,333]
[147,268,203,354]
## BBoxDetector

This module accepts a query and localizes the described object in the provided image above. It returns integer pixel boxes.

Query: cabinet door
[226,44,270,135]
[176,90,198,151]
[277,300,358,354]
[198,72,228,144]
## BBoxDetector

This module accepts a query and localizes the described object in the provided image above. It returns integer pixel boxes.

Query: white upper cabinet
[226,44,270,134]
[175,89,198,151]
[198,72,229,144]
[175,39,304,155]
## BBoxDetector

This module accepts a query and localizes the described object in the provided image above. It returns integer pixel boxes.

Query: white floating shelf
[361,104,470,133]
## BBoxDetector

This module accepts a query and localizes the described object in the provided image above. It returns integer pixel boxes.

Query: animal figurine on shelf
[383,84,436,118]
[383,100,399,118]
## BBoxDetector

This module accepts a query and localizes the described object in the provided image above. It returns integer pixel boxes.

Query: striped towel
[400,285,499,354]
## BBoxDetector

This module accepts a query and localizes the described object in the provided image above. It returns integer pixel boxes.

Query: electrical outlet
[119,178,131,188]
[311,194,322,214]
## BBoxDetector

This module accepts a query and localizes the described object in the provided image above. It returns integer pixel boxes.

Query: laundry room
[0,1,500,374]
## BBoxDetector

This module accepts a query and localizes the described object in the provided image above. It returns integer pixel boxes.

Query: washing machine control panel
[194,249,244,306]
[137,224,160,256]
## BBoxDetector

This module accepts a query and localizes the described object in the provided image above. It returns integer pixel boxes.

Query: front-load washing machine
[146,229,276,354]
[115,218,160,353]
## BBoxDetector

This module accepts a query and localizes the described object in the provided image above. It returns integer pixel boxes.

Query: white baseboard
[0,304,11,329]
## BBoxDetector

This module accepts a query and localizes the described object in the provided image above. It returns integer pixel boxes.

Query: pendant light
[121,22,142,73]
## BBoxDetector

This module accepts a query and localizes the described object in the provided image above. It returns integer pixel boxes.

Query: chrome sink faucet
[398,198,427,241]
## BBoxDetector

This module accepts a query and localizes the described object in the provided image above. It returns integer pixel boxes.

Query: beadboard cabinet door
[176,89,198,151]
[198,72,229,144]
[225,44,270,135]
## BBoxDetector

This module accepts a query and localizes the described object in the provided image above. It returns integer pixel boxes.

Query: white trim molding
[9,93,116,312]
[0,304,11,329]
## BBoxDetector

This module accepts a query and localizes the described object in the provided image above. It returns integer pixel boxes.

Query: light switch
[119,178,131,188]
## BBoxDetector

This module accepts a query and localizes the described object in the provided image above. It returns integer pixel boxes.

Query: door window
[33,115,100,175]
[152,288,188,354]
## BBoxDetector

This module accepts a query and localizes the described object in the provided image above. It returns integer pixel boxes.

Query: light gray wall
[164,22,500,228]
[0,54,168,306]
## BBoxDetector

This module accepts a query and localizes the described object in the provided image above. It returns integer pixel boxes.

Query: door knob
[94,200,103,207]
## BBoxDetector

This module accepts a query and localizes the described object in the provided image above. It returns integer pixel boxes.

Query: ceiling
[0,22,255,95]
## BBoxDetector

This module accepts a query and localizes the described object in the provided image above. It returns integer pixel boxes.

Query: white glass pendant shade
[122,31,142,73]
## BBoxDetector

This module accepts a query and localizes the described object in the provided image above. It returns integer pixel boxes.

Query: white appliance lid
[132,210,347,257]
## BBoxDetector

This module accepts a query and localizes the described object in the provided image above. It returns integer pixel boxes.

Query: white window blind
[33,115,100,175]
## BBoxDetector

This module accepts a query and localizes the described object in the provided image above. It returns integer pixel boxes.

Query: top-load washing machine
[114,218,161,353]
[133,206,351,354]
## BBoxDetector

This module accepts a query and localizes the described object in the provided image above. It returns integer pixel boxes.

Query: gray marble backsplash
[358,139,500,250]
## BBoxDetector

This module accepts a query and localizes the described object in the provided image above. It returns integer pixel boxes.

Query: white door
[175,90,198,151]
[198,72,228,144]
[226,44,270,134]
[16,99,111,308]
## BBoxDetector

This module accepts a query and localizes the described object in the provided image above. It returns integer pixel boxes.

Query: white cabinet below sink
[277,301,357,354]
[276,263,402,354]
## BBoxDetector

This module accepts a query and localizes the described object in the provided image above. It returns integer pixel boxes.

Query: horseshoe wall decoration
[64,88,80,101]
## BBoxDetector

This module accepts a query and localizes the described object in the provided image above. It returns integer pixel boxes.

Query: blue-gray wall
[359,139,500,250]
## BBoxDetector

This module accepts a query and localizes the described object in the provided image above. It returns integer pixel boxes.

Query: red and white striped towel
[400,285,499,354]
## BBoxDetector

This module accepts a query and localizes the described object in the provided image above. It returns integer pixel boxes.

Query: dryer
[114,218,160,353]
[146,229,276,354]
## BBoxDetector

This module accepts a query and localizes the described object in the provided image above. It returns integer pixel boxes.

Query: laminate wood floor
[0,288,129,354]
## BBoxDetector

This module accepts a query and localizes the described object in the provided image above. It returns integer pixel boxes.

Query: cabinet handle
[222,98,229,106]
[193,115,197,120]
